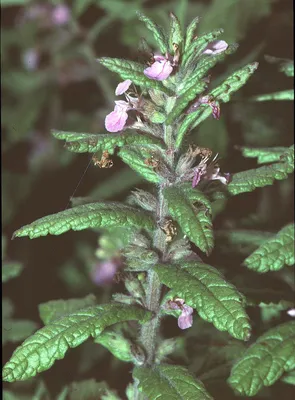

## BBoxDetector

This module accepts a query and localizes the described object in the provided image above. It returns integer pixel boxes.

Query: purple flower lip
[203,40,228,55]
[167,298,194,330]
[105,100,132,133]
[144,54,173,81]
[115,79,132,96]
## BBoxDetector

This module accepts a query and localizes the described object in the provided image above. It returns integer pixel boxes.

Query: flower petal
[105,104,129,132]
[178,305,194,330]
[144,59,173,81]
[115,79,132,96]
[203,40,228,55]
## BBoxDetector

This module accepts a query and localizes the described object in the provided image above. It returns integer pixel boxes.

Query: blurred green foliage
[2,0,293,398]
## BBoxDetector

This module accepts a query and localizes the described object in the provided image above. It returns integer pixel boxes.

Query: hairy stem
[139,124,175,365]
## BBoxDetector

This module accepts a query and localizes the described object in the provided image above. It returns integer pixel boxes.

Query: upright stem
[140,124,175,365]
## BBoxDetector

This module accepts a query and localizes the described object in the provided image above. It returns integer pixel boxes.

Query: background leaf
[228,321,295,396]
[244,223,295,272]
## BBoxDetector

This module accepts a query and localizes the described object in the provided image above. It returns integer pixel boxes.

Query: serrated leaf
[176,106,212,149]
[228,321,295,396]
[52,130,164,154]
[183,29,224,65]
[133,364,213,399]
[228,145,294,195]
[251,89,294,101]
[210,62,259,103]
[99,57,170,93]
[3,304,151,382]
[38,294,97,325]
[12,203,155,239]
[118,147,161,183]
[137,12,168,54]
[239,146,289,164]
[3,319,38,345]
[180,183,212,213]
[169,12,183,51]
[244,223,295,273]
[154,261,251,341]
[184,16,200,52]
[2,261,24,283]
[163,186,213,255]
[166,81,207,125]
[178,43,238,96]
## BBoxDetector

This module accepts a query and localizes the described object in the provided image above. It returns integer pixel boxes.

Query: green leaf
[180,183,212,213]
[281,370,295,385]
[178,43,238,96]
[228,145,294,195]
[52,130,164,154]
[176,106,212,149]
[133,364,213,399]
[169,12,183,51]
[251,89,294,101]
[244,223,295,273]
[38,294,97,325]
[228,321,295,396]
[94,328,132,362]
[137,12,168,54]
[239,146,289,164]
[2,261,23,283]
[166,81,207,125]
[163,186,213,255]
[3,319,38,345]
[12,203,155,239]
[183,29,224,65]
[3,304,151,382]
[184,16,200,52]
[211,62,259,102]
[99,57,170,93]
[118,147,161,183]
[154,261,251,341]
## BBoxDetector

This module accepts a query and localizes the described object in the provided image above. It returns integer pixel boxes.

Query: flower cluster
[104,40,228,133]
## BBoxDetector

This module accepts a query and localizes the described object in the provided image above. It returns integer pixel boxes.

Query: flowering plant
[3,12,294,399]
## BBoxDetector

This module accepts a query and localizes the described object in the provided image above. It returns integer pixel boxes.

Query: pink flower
[144,55,173,81]
[203,40,228,55]
[105,100,132,132]
[51,5,70,26]
[167,298,194,330]
[115,79,132,96]
[91,259,120,286]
